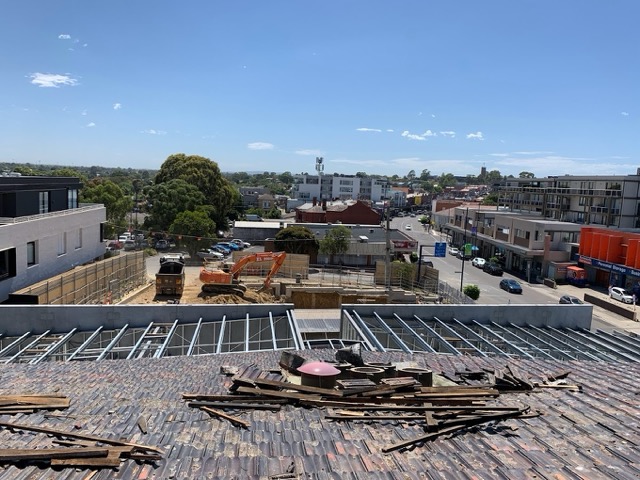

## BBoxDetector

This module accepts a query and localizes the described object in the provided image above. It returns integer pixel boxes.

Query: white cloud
[356,127,381,132]
[440,131,456,137]
[295,149,322,156]
[247,142,274,150]
[386,129,394,133]
[58,34,71,40]
[113,103,122,110]
[29,73,78,88]
[401,130,426,141]
[422,130,437,137]
[466,131,484,140]
[86,122,96,128]
[141,129,166,135]
[489,153,509,157]
[81,109,87,116]
[621,111,629,116]
[511,151,554,155]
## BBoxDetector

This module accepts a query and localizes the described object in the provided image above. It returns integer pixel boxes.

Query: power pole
[385,200,391,290]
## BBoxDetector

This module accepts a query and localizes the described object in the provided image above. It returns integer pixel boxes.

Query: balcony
[0,204,104,225]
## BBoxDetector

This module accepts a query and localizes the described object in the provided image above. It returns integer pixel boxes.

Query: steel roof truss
[66,327,104,362]
[154,319,180,359]
[372,313,412,354]
[430,316,486,356]
[506,323,576,361]
[96,325,130,361]
[126,323,155,360]
[30,328,78,365]
[350,311,386,352]
[451,318,509,357]
[528,325,602,362]
[403,315,456,354]
[6,330,51,364]
[0,332,32,359]
[187,318,203,356]
[390,314,438,354]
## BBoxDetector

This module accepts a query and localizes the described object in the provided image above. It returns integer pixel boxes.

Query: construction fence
[8,251,147,305]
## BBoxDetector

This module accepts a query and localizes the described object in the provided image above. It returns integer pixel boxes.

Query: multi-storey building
[0,175,107,303]
[497,173,640,228]
[292,174,390,202]
[437,205,580,282]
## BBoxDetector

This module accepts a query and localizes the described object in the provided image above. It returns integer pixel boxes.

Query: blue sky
[2,1,639,178]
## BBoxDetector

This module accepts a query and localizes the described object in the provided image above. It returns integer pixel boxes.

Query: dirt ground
[124,266,284,305]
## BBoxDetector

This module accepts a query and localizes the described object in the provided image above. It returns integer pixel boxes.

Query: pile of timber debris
[0,394,163,469]
[184,349,581,453]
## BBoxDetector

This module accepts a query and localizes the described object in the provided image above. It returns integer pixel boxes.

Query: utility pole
[385,200,391,290]
[460,207,469,292]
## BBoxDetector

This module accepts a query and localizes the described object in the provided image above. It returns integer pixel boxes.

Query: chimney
[312,197,317,207]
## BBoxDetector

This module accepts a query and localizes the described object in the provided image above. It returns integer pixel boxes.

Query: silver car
[610,287,634,304]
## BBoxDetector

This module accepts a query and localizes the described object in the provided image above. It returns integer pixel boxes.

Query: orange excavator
[199,251,287,296]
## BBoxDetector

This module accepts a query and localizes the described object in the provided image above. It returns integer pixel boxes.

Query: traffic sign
[434,242,446,258]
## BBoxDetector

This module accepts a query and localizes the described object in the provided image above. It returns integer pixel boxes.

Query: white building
[292,174,390,202]
[0,176,107,303]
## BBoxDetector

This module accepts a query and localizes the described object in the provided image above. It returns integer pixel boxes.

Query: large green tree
[154,153,240,230]
[274,225,319,255]
[81,178,133,237]
[319,225,351,263]
[169,210,217,257]
[145,179,207,231]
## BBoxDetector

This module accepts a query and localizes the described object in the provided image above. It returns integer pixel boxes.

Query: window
[0,248,16,280]
[58,232,67,256]
[68,188,78,209]
[75,229,82,250]
[27,241,37,266]
[39,191,49,214]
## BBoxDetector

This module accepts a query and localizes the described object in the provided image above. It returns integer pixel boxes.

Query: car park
[483,262,503,276]
[610,287,634,304]
[448,247,459,256]
[471,257,486,268]
[500,278,523,294]
[559,295,584,304]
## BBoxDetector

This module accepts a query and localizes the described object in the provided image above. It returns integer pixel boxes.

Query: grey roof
[1,350,640,479]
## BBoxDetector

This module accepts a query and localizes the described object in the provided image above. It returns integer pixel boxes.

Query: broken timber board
[235,386,321,402]
[251,378,344,397]
[188,401,282,411]
[199,406,251,429]
[0,447,109,461]
[0,421,163,455]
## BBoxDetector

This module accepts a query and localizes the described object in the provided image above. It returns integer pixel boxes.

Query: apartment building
[439,205,580,282]
[497,173,640,228]
[0,176,107,303]
[292,174,390,202]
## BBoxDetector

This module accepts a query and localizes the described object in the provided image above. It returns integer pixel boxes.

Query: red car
[107,240,123,250]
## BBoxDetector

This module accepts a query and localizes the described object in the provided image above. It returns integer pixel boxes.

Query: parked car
[155,239,170,250]
[196,249,224,261]
[231,239,251,249]
[456,249,472,260]
[212,244,231,255]
[471,257,486,268]
[107,240,123,250]
[559,295,584,304]
[405,224,412,230]
[448,247,459,256]
[500,278,523,294]
[123,240,136,251]
[610,287,634,304]
[483,262,503,276]
[217,241,240,251]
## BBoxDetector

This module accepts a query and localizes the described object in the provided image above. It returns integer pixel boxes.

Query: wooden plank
[251,378,344,397]
[235,386,321,402]
[0,421,163,455]
[199,406,251,429]
[0,447,109,461]
[187,401,281,411]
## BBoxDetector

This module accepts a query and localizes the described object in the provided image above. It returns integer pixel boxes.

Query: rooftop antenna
[315,157,324,200]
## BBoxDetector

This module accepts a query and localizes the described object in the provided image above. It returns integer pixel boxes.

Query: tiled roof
[1,350,639,479]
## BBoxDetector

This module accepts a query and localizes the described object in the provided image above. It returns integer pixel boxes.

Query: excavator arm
[229,251,287,288]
